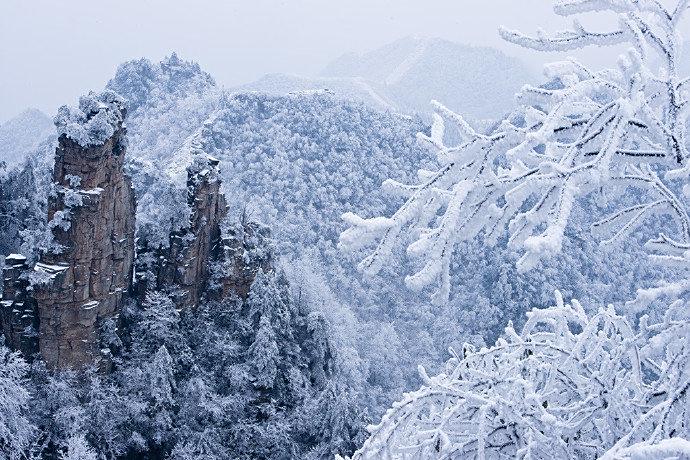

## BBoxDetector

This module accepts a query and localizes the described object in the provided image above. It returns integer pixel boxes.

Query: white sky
[1,0,687,123]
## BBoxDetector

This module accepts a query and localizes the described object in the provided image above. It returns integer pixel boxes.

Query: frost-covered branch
[349,292,689,459]
[340,0,690,303]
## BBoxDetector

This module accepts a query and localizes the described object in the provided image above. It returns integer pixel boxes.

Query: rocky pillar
[33,91,135,370]
[135,154,228,309]
[177,155,228,306]
[215,221,274,300]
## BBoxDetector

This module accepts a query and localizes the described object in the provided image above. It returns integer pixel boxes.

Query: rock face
[0,254,39,357]
[136,154,228,309]
[32,91,135,369]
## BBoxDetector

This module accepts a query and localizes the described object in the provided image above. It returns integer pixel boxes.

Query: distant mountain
[239,37,538,121]
[321,37,537,120]
[0,108,53,169]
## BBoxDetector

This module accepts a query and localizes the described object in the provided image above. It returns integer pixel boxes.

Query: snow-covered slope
[0,108,53,169]
[321,37,537,120]
[107,53,219,164]
[99,54,658,419]
[195,91,430,249]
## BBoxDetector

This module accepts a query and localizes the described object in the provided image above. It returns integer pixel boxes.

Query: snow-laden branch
[340,0,689,303]
[347,292,689,459]
[499,23,628,52]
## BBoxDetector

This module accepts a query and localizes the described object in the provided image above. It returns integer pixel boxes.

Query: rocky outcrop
[0,254,39,357]
[0,90,268,370]
[31,91,135,370]
[135,154,228,309]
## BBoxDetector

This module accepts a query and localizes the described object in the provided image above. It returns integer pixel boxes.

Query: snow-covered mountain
[0,52,669,444]
[239,37,537,121]
[102,54,658,416]
[321,37,537,119]
[235,74,397,113]
[0,108,53,169]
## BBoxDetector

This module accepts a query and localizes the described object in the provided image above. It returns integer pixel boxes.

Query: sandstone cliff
[31,91,136,369]
[135,153,228,309]
[0,90,271,371]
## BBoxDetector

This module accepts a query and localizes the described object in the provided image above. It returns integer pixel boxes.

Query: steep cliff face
[32,91,136,369]
[135,153,228,309]
[0,89,268,370]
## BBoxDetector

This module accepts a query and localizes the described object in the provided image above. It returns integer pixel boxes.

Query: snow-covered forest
[0,0,688,459]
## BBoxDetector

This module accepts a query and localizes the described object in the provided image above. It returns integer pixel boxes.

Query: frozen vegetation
[0,108,53,170]
[0,1,688,459]
[342,0,690,457]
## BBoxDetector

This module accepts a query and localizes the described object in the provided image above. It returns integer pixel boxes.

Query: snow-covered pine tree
[0,342,34,460]
[0,154,51,261]
[59,434,97,460]
[126,291,188,362]
[146,346,177,447]
[247,315,279,389]
[348,291,689,459]
[340,0,690,305]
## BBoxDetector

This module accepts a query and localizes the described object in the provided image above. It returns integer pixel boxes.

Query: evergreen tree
[59,434,97,460]
[0,342,34,460]
[247,315,279,389]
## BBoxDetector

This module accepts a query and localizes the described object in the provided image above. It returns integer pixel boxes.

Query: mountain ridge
[239,36,538,121]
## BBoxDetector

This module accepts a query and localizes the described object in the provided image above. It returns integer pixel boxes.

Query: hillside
[0,53,663,427]
[0,108,53,169]
[239,37,538,122]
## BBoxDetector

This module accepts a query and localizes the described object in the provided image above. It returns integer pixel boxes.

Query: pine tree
[59,434,97,460]
[128,291,188,364]
[247,315,279,390]
[147,346,177,447]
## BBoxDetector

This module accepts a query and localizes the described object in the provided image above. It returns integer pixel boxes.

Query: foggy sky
[1,0,685,123]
